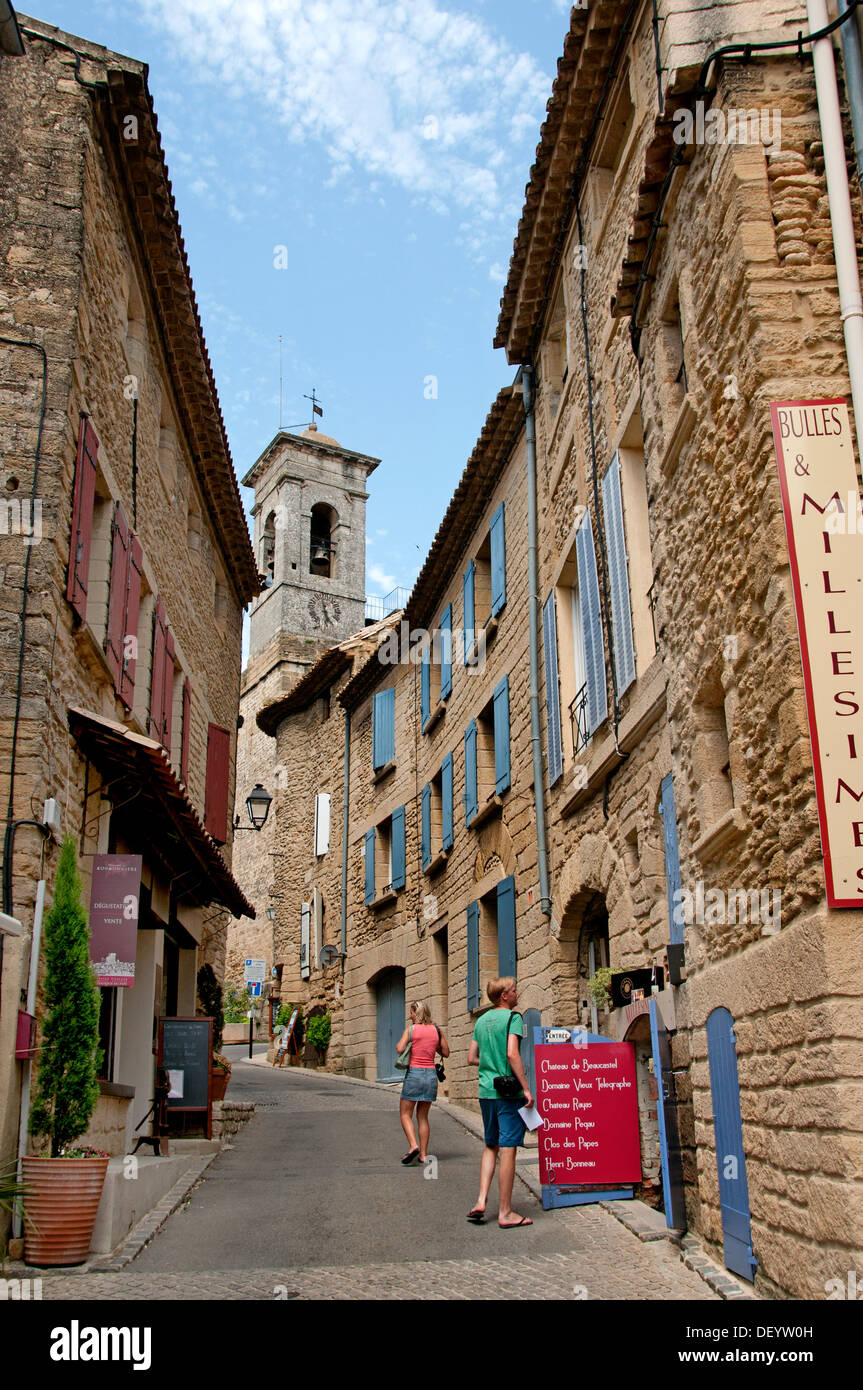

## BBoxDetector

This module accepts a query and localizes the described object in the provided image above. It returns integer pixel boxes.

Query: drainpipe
[807,0,863,458]
[522,365,552,918]
[13,876,45,1238]
[838,0,863,184]
[340,708,350,959]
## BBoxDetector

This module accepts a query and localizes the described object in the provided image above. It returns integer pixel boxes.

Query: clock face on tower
[308,593,342,631]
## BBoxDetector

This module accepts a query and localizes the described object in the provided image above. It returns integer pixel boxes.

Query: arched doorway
[374,968,405,1083]
[553,890,609,1030]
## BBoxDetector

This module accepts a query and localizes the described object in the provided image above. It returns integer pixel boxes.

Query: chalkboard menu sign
[158,1017,212,1117]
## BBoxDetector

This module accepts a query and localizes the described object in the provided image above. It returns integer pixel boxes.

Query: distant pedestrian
[467,977,534,1227]
[396,1000,449,1165]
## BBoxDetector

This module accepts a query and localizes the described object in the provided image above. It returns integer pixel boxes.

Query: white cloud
[368,562,397,592]
[140,0,549,222]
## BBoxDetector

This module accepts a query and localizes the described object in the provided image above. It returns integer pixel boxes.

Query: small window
[421,752,454,872]
[261,510,276,584]
[421,606,452,732]
[465,676,511,827]
[364,805,406,907]
[466,877,516,1011]
[463,504,506,663]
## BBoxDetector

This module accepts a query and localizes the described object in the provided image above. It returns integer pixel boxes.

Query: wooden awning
[68,708,254,919]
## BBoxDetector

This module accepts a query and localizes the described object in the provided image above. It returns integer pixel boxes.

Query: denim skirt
[401,1066,438,1102]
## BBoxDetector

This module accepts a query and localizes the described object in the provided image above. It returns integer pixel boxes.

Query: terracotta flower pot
[211,1068,230,1102]
[22,1155,109,1267]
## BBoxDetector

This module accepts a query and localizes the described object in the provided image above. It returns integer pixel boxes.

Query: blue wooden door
[376,970,405,1082]
[521,1008,541,1098]
[706,1007,757,1282]
[649,999,687,1232]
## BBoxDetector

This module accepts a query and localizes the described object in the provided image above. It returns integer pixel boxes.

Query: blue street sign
[247,982,262,998]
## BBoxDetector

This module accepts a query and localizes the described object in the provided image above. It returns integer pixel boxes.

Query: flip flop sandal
[466,1208,487,1223]
[401,1148,421,1165]
[499,1217,533,1228]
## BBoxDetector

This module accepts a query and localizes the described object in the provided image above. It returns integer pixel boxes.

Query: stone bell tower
[226,423,379,988]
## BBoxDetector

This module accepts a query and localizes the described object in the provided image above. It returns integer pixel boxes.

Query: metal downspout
[807,0,863,458]
[340,707,350,959]
[838,0,863,183]
[522,365,552,918]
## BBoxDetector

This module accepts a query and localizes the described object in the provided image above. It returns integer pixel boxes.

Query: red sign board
[88,854,142,987]
[536,1040,641,1187]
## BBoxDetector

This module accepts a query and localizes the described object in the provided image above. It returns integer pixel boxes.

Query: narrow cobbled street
[37,1060,719,1301]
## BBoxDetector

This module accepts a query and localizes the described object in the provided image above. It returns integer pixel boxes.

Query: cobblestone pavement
[32,1064,720,1301]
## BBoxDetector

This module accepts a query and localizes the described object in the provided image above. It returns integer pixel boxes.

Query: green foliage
[0,1165,31,1268]
[587,967,613,1012]
[306,1012,331,1053]
[29,837,101,1157]
[223,983,249,1025]
[275,1003,304,1048]
[197,963,224,1052]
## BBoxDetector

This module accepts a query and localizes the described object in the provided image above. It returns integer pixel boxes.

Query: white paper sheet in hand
[518,1104,543,1131]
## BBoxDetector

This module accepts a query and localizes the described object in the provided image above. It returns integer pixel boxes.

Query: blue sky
[27,0,570,601]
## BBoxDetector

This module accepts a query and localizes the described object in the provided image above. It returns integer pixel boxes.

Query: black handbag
[435,1026,446,1082]
[492,1012,523,1098]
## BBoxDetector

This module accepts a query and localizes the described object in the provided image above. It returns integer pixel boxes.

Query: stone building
[229,425,379,1009]
[0,13,258,1189]
[258,1,863,1298]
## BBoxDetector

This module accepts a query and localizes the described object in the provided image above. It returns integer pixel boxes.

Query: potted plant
[306,1010,331,1066]
[587,966,613,1014]
[25,837,108,1267]
[197,964,231,1101]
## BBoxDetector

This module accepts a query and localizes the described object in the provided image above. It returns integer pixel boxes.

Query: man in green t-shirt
[467,976,535,1228]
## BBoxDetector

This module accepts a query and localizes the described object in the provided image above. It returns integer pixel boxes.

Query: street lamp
[234,783,273,832]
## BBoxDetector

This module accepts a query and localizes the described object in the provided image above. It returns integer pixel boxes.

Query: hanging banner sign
[771,397,863,906]
[535,1038,641,1187]
[88,854,141,986]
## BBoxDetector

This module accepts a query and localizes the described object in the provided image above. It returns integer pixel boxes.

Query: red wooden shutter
[180,678,191,784]
[121,537,143,709]
[204,723,231,844]
[66,414,98,621]
[162,625,175,753]
[149,598,167,742]
[105,503,130,691]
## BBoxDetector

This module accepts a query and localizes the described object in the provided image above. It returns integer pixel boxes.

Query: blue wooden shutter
[372,688,395,769]
[707,1008,757,1282]
[421,784,432,870]
[467,900,481,1010]
[660,773,683,945]
[490,501,506,617]
[542,592,563,786]
[463,561,475,664]
[497,875,516,977]
[364,827,376,905]
[602,453,636,694]
[464,720,478,825]
[440,604,453,700]
[421,650,431,731]
[441,752,454,850]
[575,512,608,734]
[493,674,511,795]
[391,805,406,890]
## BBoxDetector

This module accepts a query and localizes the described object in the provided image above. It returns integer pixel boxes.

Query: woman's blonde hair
[410,1000,432,1025]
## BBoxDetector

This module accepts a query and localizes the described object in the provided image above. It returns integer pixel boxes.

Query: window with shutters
[613,415,656,678]
[554,509,607,766]
[314,792,331,857]
[467,876,517,1012]
[365,804,406,910]
[601,453,637,698]
[372,687,396,775]
[148,597,175,751]
[422,753,453,875]
[464,503,506,662]
[465,675,511,829]
[421,604,452,734]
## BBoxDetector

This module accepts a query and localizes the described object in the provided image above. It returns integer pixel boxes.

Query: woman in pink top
[396,1000,450,1165]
